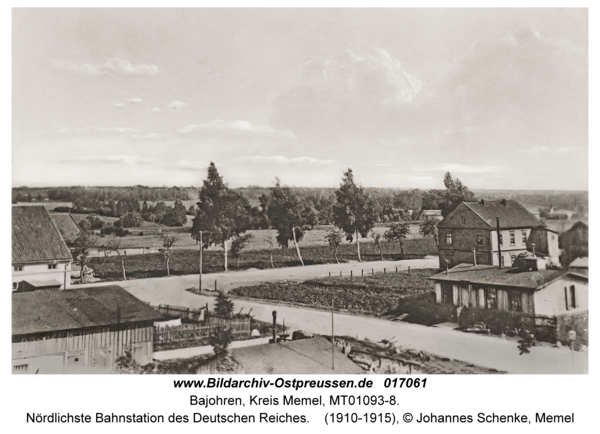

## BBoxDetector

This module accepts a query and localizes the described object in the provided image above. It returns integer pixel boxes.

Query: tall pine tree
[191,163,251,271]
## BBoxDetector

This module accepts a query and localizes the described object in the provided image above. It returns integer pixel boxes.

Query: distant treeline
[12,186,196,206]
[12,185,588,219]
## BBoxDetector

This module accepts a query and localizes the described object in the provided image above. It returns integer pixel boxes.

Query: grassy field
[88,238,438,280]
[86,223,427,251]
[229,269,438,315]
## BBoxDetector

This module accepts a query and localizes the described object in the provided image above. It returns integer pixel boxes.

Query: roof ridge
[461,202,493,228]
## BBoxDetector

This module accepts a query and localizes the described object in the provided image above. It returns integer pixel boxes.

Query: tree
[102,240,127,280]
[209,325,234,357]
[265,233,277,268]
[371,231,385,261]
[230,234,254,270]
[441,172,476,216]
[162,200,187,227]
[191,163,251,272]
[78,219,92,231]
[159,233,179,276]
[419,218,439,245]
[72,231,99,283]
[86,214,104,230]
[120,212,143,228]
[266,181,318,266]
[324,228,343,263]
[384,222,411,256]
[214,291,234,317]
[332,169,378,262]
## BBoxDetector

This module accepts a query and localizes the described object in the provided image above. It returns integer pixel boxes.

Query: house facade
[430,264,588,344]
[12,285,163,374]
[12,206,74,291]
[437,200,559,269]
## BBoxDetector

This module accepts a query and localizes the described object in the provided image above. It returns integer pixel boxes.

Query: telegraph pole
[199,231,203,291]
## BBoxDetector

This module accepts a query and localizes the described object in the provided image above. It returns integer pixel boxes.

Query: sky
[12,8,588,190]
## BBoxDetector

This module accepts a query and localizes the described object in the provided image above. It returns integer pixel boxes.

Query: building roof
[23,280,62,288]
[12,206,72,264]
[232,336,363,374]
[12,285,164,336]
[50,213,82,242]
[441,201,545,230]
[569,257,588,269]
[430,265,566,289]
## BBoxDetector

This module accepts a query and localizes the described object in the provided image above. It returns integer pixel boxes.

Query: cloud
[57,155,156,165]
[163,160,208,171]
[149,107,161,112]
[178,119,297,139]
[245,155,332,165]
[127,98,143,104]
[115,103,125,109]
[272,48,422,138]
[131,133,167,139]
[168,101,189,110]
[520,146,573,154]
[98,127,144,134]
[52,58,160,76]
[439,164,500,174]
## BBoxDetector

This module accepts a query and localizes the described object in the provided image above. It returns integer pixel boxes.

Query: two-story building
[12,206,73,291]
[437,200,559,269]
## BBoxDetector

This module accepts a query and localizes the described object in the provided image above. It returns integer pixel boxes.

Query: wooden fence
[151,303,207,322]
[153,317,251,345]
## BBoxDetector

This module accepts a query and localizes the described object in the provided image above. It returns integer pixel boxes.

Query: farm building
[569,257,588,275]
[422,209,443,221]
[12,205,74,291]
[560,221,588,267]
[437,200,559,269]
[12,285,164,374]
[49,212,82,243]
[430,263,588,344]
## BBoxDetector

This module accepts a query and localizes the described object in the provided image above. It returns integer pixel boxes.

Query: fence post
[361,269,363,277]
[408,266,411,274]
[384,268,386,274]
[329,271,331,277]
[372,269,374,275]
[215,280,217,291]
[351,270,353,278]
[396,267,398,273]
[340,271,342,277]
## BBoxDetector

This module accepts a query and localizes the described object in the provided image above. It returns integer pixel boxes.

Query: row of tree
[190,163,455,272]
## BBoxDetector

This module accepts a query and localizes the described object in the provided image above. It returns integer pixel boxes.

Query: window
[564,287,569,310]
[13,364,28,372]
[500,256,505,267]
[508,290,522,312]
[461,217,467,225]
[498,232,503,246]
[510,254,516,265]
[509,231,515,246]
[12,282,18,290]
[522,231,527,245]
[570,285,576,309]
[476,234,484,245]
[48,264,57,270]
[13,266,23,272]
[485,288,497,309]
[445,233,452,245]
[441,284,453,305]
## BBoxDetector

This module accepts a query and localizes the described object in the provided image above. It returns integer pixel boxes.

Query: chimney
[480,199,485,206]
[271,310,278,344]
[501,199,506,207]
[473,249,477,266]
[496,217,502,269]
[532,243,536,257]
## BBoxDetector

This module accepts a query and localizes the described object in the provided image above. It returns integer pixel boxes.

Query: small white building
[12,206,73,291]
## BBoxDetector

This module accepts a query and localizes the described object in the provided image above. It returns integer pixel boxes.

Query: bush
[53,207,73,213]
[394,296,454,326]
[139,232,144,236]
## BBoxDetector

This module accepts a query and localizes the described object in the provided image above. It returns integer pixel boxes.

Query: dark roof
[442,201,545,229]
[429,265,566,289]
[12,206,72,264]
[12,285,164,336]
[50,213,82,242]
[569,257,588,268]
[232,336,363,374]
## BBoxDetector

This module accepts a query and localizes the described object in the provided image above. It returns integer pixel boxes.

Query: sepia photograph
[11,7,588,377]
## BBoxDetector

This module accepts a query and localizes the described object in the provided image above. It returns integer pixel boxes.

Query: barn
[12,285,163,374]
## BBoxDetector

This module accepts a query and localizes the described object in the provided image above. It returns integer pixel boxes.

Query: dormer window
[460,217,466,225]
[14,266,23,272]
[48,264,57,270]
[445,233,452,245]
